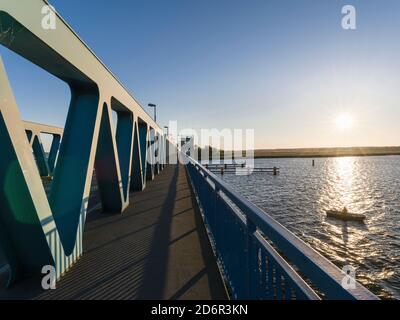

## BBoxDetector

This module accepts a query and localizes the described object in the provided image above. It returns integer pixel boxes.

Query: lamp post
[148,103,157,122]
[163,126,169,166]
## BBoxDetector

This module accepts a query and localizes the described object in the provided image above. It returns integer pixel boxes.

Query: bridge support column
[94,103,126,213]
[48,134,62,174]
[146,128,155,181]
[130,122,144,191]
[32,135,50,177]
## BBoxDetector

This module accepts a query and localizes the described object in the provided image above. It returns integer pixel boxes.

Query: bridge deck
[0,165,227,300]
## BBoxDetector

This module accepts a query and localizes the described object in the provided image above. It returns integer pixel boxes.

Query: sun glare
[335,113,354,129]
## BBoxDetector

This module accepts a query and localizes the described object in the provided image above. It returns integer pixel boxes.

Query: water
[219,156,400,299]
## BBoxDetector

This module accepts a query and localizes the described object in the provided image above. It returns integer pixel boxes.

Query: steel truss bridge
[0,0,173,286]
[0,0,379,300]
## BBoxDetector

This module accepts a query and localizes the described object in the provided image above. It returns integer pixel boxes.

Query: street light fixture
[148,103,157,122]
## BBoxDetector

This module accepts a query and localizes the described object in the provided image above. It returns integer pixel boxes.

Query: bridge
[0,0,378,300]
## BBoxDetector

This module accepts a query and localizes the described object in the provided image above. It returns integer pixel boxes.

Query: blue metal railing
[185,156,379,300]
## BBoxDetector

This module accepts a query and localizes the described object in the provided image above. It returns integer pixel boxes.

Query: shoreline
[250,146,400,159]
[202,146,400,160]
[253,152,400,159]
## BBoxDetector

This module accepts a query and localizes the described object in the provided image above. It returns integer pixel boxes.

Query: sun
[335,113,354,129]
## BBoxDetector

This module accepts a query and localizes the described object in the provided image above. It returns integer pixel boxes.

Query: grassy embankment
[196,146,400,160]
[252,146,400,158]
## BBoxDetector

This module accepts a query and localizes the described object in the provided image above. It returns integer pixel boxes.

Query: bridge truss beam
[0,0,174,286]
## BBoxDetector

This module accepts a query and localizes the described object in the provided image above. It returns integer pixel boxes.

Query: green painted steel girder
[0,0,174,286]
[23,121,64,177]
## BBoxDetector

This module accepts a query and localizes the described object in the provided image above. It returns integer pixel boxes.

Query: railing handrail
[184,155,379,300]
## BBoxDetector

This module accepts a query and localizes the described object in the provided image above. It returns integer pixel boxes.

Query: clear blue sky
[1,0,400,149]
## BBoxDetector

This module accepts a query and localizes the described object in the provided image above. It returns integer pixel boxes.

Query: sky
[1,0,400,149]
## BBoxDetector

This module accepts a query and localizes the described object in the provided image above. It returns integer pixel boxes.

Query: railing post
[214,184,220,247]
[246,218,256,299]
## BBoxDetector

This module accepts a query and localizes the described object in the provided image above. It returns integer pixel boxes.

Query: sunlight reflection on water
[221,156,400,299]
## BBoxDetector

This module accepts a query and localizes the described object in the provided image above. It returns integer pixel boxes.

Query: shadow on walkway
[0,165,227,300]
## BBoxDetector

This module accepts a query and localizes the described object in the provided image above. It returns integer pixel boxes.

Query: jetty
[205,164,280,175]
